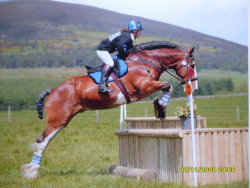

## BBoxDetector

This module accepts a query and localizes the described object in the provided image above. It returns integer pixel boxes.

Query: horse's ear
[188,47,195,56]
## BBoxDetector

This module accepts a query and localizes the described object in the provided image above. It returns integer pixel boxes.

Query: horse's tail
[36,88,51,119]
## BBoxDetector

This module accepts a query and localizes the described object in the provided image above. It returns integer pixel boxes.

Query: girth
[110,73,131,104]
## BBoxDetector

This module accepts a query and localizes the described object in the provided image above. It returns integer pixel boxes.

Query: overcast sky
[52,0,248,46]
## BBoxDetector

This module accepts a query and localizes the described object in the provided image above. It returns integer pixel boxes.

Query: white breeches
[96,50,114,67]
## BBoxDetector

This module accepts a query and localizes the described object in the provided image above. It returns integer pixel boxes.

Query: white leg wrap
[21,127,62,179]
[31,154,42,166]
[159,92,171,107]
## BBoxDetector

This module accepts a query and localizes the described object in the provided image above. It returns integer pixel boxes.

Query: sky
[51,0,248,46]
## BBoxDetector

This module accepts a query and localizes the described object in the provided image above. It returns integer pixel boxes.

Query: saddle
[86,56,131,103]
[86,56,128,84]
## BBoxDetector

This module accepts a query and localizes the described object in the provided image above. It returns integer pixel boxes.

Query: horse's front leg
[148,80,173,119]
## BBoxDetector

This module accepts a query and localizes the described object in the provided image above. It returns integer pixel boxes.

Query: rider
[96,20,144,93]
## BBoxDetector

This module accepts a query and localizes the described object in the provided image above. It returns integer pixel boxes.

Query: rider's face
[135,31,142,38]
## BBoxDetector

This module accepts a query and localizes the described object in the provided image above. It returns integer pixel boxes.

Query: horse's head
[135,41,198,93]
[175,47,198,93]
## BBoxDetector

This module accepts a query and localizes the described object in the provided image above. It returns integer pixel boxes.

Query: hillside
[0,0,248,72]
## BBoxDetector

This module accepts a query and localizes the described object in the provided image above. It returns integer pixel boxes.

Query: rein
[127,50,196,85]
[127,57,162,72]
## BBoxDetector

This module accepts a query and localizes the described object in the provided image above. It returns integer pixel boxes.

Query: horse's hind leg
[21,104,81,179]
[20,122,64,179]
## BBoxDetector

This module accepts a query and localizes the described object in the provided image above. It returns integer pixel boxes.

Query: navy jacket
[97,31,134,59]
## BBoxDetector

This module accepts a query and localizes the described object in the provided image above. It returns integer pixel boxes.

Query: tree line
[0,77,234,110]
[147,78,234,100]
[0,35,248,73]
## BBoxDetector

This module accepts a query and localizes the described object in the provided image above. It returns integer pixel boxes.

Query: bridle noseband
[175,58,198,85]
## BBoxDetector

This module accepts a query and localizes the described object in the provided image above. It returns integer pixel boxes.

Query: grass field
[161,69,248,94]
[0,96,248,188]
[0,68,248,108]
[0,68,248,187]
[198,69,248,93]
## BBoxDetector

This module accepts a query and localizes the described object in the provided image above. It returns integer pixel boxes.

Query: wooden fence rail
[115,127,248,186]
[125,116,207,129]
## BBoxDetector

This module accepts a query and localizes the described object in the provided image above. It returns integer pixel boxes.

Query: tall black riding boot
[98,64,113,93]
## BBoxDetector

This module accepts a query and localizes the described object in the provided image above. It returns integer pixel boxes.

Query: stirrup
[98,85,112,93]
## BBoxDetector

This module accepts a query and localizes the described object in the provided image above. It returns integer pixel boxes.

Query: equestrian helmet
[128,20,144,32]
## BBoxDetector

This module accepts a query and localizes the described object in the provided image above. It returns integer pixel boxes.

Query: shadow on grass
[45,166,108,176]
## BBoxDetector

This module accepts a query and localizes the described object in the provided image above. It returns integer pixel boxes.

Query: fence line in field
[0,93,247,124]
[133,93,247,103]
[0,104,247,126]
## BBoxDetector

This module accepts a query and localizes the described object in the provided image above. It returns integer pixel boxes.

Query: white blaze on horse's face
[181,61,198,93]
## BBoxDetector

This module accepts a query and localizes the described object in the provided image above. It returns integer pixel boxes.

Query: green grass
[0,68,86,108]
[0,68,86,80]
[0,68,248,108]
[0,68,248,187]
[0,96,248,187]
[160,69,248,94]
[198,69,248,93]
[126,96,248,128]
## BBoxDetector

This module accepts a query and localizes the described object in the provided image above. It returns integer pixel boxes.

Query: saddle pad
[88,58,128,84]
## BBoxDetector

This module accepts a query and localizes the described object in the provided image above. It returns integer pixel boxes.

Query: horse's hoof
[20,163,39,179]
[153,97,166,119]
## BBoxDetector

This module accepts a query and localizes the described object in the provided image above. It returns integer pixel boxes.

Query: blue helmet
[128,20,144,32]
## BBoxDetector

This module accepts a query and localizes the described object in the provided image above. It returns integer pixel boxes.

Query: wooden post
[144,106,148,117]
[236,106,240,122]
[124,104,127,128]
[120,105,127,129]
[124,104,127,119]
[8,106,11,123]
[96,110,99,123]
[120,105,124,129]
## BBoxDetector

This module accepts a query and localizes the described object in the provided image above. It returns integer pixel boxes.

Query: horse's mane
[136,41,181,51]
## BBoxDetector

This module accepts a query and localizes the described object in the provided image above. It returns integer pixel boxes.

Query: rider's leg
[96,50,114,93]
[99,64,113,93]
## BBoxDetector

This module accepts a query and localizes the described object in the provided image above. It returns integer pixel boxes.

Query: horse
[21,41,198,179]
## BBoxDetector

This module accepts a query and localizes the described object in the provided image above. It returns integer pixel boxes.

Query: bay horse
[21,41,198,179]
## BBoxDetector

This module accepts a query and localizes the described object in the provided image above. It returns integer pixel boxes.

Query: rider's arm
[116,32,134,59]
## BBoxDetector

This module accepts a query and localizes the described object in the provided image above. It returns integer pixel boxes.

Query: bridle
[175,57,198,85]
[127,50,198,86]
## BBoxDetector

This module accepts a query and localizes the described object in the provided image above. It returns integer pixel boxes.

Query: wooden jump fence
[111,117,248,186]
[125,116,207,129]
